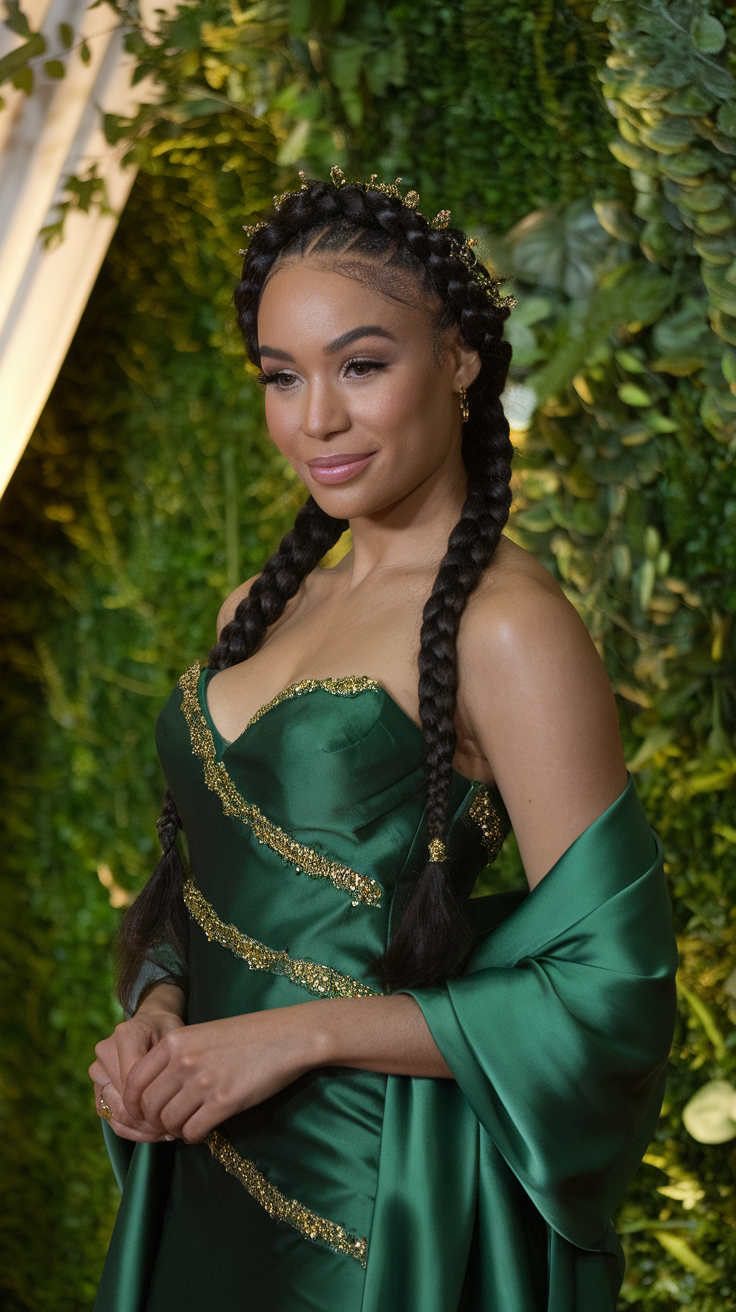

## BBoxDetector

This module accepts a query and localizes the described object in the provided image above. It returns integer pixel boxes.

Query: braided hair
[117,175,513,1008]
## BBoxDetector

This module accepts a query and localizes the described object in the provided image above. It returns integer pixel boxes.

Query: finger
[95,1077,161,1137]
[137,1069,189,1134]
[115,1022,160,1088]
[123,1041,174,1122]
[155,1088,209,1143]
[89,1058,118,1093]
[92,1039,124,1092]
[178,1099,225,1145]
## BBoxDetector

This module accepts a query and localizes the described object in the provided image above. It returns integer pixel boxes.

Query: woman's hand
[89,983,186,1142]
[121,1006,318,1145]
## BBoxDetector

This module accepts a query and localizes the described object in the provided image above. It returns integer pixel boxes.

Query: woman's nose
[301,379,349,441]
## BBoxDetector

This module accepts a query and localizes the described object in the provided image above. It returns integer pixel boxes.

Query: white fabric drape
[0,0,169,496]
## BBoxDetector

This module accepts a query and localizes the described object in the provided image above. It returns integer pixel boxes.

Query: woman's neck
[339,454,467,587]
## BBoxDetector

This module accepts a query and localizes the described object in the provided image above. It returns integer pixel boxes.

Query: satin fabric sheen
[95,669,677,1312]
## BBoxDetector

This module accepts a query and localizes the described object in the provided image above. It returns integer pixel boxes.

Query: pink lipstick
[307,452,377,485]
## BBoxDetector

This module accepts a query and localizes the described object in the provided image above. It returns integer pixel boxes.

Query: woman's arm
[120,994,449,1144]
[459,571,628,888]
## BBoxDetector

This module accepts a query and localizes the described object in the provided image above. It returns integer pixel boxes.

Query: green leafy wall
[0,1,735,1308]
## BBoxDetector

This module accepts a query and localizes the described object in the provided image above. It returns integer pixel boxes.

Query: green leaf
[721,347,736,386]
[618,382,652,406]
[716,99,736,138]
[615,348,646,373]
[653,1232,720,1283]
[640,118,695,153]
[102,112,129,145]
[609,138,657,172]
[691,14,726,55]
[10,63,32,92]
[676,181,728,213]
[58,22,73,50]
[131,62,153,87]
[658,148,713,181]
[571,501,605,535]
[593,200,642,243]
[44,60,65,79]
[693,234,736,264]
[79,39,90,65]
[515,505,556,533]
[328,42,366,91]
[3,0,32,38]
[697,63,735,102]
[288,0,310,35]
[663,84,715,115]
[0,31,45,85]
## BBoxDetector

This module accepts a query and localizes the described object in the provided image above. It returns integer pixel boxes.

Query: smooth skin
[90,254,627,1146]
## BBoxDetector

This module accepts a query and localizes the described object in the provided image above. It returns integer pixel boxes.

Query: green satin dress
[95,661,678,1312]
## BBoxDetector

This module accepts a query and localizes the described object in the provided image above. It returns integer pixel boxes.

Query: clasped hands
[89,987,448,1145]
[88,985,319,1146]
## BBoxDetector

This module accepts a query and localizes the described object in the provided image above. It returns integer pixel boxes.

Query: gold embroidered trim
[244,675,379,730]
[184,880,379,999]
[469,785,507,861]
[206,1130,368,1266]
[178,663,381,907]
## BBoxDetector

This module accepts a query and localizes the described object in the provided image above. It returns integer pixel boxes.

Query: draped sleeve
[406,777,678,1252]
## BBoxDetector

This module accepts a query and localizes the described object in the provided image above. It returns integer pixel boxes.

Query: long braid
[117,787,188,1011]
[209,497,347,670]
[379,394,512,989]
[118,174,513,1004]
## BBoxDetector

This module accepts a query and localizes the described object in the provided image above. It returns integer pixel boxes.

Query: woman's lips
[306,452,377,485]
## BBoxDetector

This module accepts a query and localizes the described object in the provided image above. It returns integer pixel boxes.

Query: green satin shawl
[95,666,677,1312]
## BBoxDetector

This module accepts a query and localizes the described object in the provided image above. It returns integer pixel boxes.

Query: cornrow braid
[118,173,513,1003]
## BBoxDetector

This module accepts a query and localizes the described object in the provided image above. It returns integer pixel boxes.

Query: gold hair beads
[428,838,448,863]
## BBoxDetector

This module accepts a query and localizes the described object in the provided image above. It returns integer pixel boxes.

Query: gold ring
[99,1095,113,1123]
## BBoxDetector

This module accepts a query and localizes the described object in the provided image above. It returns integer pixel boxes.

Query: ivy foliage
[0,1,735,1309]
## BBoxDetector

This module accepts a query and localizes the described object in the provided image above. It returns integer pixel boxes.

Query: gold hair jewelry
[428,838,448,863]
[98,1094,112,1123]
[239,167,515,310]
[458,387,469,423]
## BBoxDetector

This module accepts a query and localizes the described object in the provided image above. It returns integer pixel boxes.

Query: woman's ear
[444,326,481,390]
[456,345,481,390]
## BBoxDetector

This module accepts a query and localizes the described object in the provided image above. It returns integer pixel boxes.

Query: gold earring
[458,387,469,423]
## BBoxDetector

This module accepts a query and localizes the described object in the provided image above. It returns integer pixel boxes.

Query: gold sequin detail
[183,880,379,999]
[244,675,379,730]
[206,1130,368,1266]
[469,785,508,861]
[178,663,382,907]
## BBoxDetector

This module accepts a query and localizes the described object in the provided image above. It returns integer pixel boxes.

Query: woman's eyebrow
[258,326,396,362]
[259,345,294,362]
[324,325,396,354]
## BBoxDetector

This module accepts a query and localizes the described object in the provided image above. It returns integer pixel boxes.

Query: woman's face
[256,259,480,520]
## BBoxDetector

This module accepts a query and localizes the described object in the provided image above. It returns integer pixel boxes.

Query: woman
[90,169,677,1312]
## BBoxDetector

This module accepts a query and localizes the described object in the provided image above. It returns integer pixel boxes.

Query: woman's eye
[260,371,298,388]
[345,359,386,378]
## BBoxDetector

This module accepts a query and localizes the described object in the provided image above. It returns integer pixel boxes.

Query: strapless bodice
[156,661,507,1017]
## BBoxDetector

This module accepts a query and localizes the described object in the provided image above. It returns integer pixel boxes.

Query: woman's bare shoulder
[465,535,577,644]
[216,575,261,639]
